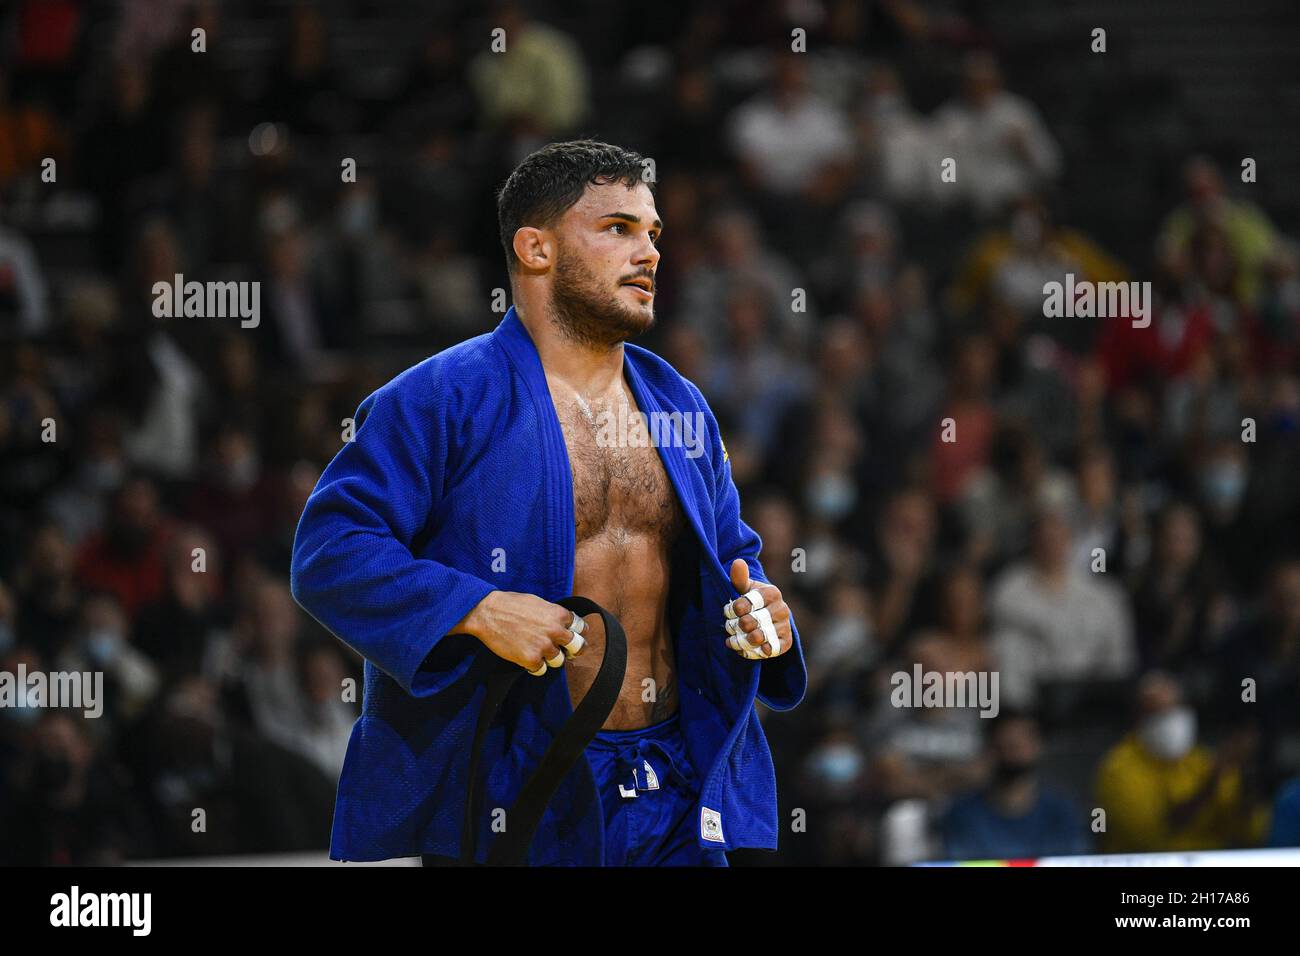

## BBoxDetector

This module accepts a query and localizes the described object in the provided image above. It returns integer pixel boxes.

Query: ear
[511,226,552,272]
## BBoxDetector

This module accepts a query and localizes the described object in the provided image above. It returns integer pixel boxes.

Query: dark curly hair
[495,139,653,275]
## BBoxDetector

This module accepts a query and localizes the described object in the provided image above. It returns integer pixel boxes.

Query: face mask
[86,629,121,665]
[806,472,857,522]
[1139,706,1197,760]
[1200,462,1246,510]
[85,459,124,492]
[810,744,863,785]
[340,195,376,237]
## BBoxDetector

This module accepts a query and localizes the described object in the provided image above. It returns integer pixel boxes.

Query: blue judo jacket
[290,306,807,863]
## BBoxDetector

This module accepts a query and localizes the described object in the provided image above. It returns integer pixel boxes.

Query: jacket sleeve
[290,370,497,697]
[697,389,808,712]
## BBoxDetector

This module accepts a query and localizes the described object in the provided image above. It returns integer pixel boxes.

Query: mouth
[621,278,654,300]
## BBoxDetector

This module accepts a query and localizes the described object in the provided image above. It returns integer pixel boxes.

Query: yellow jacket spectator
[1094,673,1268,853]
[947,194,1129,318]
[469,3,590,137]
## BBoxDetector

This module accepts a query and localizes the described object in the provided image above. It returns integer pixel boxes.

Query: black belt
[459,596,627,866]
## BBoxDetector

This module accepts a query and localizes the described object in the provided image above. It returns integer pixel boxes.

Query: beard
[549,244,654,350]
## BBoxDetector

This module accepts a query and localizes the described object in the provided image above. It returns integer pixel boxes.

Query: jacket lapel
[492,307,576,597]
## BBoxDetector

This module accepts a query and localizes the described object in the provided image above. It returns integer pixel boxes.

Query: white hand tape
[723,586,767,621]
[752,607,779,657]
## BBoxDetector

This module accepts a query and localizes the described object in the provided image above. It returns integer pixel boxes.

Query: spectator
[865,633,988,806]
[1214,559,1300,789]
[1157,156,1279,308]
[947,192,1129,324]
[930,52,1062,218]
[728,50,855,201]
[294,641,359,779]
[0,712,151,865]
[1267,775,1300,848]
[727,50,855,262]
[184,422,280,565]
[56,592,160,722]
[133,525,224,681]
[14,522,80,657]
[1094,672,1268,853]
[990,504,1137,708]
[75,476,173,623]
[468,1,591,139]
[1131,502,1231,674]
[868,488,940,654]
[853,64,935,208]
[941,711,1092,860]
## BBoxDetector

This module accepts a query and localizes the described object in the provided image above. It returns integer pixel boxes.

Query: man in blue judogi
[290,140,806,866]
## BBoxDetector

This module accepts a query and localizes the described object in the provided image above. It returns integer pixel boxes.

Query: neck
[516,300,626,394]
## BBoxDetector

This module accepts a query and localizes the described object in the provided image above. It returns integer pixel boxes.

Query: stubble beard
[549,245,654,351]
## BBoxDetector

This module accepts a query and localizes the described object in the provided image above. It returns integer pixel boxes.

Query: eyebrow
[600,212,664,232]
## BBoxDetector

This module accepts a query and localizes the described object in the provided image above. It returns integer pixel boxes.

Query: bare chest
[551,391,684,546]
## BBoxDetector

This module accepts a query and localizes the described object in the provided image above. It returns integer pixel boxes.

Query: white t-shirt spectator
[990,562,1137,707]
[728,91,854,194]
[931,92,1062,217]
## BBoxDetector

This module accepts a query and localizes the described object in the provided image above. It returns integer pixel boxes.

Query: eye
[608,222,627,235]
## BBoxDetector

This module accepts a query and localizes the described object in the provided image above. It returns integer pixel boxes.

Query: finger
[527,660,548,677]
[729,558,751,594]
[545,648,566,669]
[560,611,588,659]
[724,585,773,620]
[726,601,787,639]
[727,634,763,658]
[749,607,780,656]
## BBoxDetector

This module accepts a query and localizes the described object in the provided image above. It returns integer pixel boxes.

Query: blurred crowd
[1,0,1298,865]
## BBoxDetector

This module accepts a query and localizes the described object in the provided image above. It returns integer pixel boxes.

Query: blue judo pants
[423,711,728,867]
[585,711,729,867]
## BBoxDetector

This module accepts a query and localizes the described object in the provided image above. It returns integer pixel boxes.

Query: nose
[634,236,660,272]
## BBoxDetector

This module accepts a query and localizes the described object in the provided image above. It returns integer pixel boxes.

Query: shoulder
[364,331,506,419]
[1099,735,1145,774]
[1036,786,1082,817]
[625,344,711,411]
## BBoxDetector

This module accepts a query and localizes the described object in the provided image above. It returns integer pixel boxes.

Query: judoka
[290,139,807,866]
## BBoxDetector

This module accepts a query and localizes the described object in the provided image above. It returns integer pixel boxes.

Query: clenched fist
[722,558,793,660]
[456,590,588,676]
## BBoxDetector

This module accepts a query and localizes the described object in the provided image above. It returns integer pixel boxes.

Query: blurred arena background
[1,0,1299,866]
